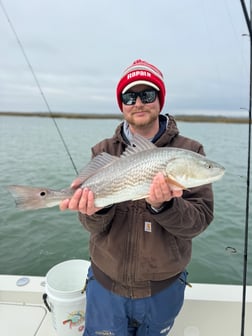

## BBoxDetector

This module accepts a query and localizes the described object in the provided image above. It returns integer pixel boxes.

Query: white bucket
[44,259,90,336]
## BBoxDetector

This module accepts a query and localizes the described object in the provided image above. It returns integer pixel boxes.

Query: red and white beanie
[116,59,166,111]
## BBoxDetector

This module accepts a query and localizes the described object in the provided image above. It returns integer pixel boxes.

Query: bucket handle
[42,293,51,312]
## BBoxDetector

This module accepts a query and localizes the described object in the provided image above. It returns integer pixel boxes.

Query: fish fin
[77,152,119,183]
[165,175,187,190]
[120,134,156,158]
[78,135,154,182]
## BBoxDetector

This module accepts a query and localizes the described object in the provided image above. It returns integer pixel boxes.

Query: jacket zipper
[123,203,138,297]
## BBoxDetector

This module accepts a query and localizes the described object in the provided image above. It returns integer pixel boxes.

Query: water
[0,116,251,285]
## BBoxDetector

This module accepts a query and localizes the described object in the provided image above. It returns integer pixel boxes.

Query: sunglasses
[121,89,157,105]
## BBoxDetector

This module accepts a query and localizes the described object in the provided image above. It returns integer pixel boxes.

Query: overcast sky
[0,0,250,116]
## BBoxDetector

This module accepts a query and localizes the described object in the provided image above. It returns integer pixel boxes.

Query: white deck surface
[0,275,56,335]
[170,283,252,335]
[0,274,252,336]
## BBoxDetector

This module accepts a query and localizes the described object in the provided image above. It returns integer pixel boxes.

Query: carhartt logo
[144,221,152,232]
[127,71,152,79]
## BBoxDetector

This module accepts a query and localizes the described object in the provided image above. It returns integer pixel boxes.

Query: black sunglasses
[121,89,157,105]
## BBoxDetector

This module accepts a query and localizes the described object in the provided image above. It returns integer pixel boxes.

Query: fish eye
[205,163,213,169]
[40,191,46,197]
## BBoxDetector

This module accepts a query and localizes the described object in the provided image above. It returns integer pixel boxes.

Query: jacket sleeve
[148,183,214,239]
[150,138,214,239]
[78,205,116,234]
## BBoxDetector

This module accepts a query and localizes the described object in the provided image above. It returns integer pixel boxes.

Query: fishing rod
[0,0,78,175]
[239,1,251,336]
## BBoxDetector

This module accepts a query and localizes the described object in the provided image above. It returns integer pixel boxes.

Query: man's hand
[59,178,101,215]
[146,172,183,208]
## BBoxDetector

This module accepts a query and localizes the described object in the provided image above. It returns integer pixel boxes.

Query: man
[60,59,214,336]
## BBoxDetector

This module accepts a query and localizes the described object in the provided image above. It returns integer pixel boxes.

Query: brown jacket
[79,114,214,298]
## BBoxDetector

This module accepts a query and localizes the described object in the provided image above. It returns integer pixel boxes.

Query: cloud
[0,0,250,115]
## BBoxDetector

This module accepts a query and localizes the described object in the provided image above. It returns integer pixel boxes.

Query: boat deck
[1,274,252,336]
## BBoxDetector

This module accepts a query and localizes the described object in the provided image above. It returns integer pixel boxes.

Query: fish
[7,135,225,210]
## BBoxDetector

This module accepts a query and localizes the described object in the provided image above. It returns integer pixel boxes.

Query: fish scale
[81,150,168,206]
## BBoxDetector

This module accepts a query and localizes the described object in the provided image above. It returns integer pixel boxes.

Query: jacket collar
[112,114,179,147]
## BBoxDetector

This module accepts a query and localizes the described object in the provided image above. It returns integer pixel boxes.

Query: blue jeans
[83,267,187,336]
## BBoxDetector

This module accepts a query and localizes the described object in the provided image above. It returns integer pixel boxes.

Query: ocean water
[0,115,251,285]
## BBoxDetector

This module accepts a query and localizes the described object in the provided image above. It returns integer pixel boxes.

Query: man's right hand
[59,178,101,215]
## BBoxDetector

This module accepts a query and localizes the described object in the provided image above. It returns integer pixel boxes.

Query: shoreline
[0,111,250,123]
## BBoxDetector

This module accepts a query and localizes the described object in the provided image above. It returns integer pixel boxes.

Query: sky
[0,0,251,116]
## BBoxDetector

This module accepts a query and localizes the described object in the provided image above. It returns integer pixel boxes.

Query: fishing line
[0,0,78,175]
[239,1,251,336]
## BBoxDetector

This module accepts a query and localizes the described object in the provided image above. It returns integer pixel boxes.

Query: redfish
[7,135,225,210]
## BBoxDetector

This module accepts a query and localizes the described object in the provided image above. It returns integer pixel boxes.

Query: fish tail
[6,185,64,210]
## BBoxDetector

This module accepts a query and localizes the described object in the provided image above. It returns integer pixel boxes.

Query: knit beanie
[116,59,166,111]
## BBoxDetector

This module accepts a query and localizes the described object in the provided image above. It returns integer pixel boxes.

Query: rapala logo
[127,71,152,79]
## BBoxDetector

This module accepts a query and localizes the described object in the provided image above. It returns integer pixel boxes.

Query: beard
[124,110,159,129]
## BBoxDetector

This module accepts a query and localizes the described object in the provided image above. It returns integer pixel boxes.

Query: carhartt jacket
[79,114,214,298]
